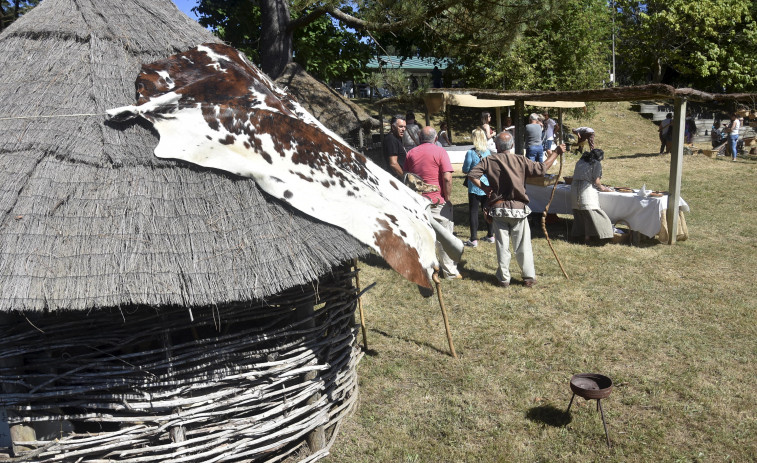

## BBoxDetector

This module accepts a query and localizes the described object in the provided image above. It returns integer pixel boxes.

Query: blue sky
[172,0,199,20]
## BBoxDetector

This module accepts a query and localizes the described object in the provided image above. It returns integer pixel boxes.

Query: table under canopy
[526,184,690,239]
[444,145,473,164]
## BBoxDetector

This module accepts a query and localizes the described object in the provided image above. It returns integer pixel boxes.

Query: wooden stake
[353,259,368,350]
[667,97,686,244]
[432,271,457,359]
[542,152,569,280]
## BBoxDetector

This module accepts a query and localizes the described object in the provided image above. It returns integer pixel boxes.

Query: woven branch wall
[0,265,362,462]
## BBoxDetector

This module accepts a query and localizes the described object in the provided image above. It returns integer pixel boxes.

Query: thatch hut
[275,62,380,147]
[0,0,369,461]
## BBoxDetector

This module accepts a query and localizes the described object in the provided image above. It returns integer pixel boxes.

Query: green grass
[327,102,757,462]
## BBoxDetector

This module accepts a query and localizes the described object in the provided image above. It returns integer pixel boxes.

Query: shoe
[498,280,510,288]
[482,235,495,243]
[523,278,536,287]
[446,273,463,280]
[463,240,478,247]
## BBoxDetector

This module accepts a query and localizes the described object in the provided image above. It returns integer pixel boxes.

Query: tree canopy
[452,0,612,91]
[615,0,757,91]
[5,0,755,92]
[196,0,373,83]
[194,0,617,90]
[0,0,39,32]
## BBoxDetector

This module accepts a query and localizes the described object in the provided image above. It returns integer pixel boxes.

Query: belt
[490,200,512,208]
[489,200,528,210]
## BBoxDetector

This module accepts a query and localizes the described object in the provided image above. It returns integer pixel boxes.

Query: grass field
[326,102,757,462]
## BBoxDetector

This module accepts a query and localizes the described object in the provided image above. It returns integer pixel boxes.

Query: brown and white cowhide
[107,43,438,288]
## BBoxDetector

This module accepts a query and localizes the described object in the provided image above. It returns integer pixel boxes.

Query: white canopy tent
[422,91,585,147]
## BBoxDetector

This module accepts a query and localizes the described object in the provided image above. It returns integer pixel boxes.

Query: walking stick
[541,151,570,280]
[432,270,458,359]
[353,259,368,349]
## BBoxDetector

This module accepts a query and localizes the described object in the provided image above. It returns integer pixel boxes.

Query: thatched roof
[0,0,367,312]
[275,61,380,139]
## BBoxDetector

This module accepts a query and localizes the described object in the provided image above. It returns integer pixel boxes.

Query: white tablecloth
[444,145,473,164]
[526,184,690,238]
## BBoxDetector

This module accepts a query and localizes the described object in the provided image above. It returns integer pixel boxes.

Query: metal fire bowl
[570,373,613,400]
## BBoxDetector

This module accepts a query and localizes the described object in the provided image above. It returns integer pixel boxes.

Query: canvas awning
[423,92,515,114]
[423,92,585,114]
[525,100,585,108]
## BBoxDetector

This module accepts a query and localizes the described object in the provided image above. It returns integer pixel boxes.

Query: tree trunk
[260,0,293,79]
[652,56,663,83]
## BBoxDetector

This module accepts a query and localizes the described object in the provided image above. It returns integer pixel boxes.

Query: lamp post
[611,0,616,86]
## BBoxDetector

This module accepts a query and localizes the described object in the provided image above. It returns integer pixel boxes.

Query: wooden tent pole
[432,271,457,359]
[353,259,368,349]
[558,109,563,143]
[667,97,686,244]
[515,100,525,155]
[379,104,384,138]
[495,107,502,133]
[542,152,569,279]
[445,106,451,144]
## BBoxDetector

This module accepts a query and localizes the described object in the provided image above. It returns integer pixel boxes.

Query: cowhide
[107,43,438,288]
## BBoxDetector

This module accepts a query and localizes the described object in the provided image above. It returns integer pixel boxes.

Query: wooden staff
[542,151,570,280]
[432,270,457,359]
[353,259,368,349]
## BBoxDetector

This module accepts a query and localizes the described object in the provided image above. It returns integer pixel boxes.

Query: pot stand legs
[566,394,611,448]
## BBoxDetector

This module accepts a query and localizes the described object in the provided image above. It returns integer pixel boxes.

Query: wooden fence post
[667,97,686,244]
[295,302,326,453]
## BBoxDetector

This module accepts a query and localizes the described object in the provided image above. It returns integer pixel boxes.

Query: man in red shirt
[404,126,461,279]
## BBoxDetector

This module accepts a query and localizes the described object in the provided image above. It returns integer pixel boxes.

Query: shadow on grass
[458,261,499,285]
[613,152,669,160]
[361,347,380,357]
[369,327,453,357]
[526,404,572,427]
[359,252,391,270]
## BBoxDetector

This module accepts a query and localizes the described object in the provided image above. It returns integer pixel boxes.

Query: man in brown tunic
[468,131,564,287]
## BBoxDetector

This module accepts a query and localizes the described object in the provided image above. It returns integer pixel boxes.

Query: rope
[0,113,106,121]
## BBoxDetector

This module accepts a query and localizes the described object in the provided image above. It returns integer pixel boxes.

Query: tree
[196,0,373,82]
[0,0,40,32]
[195,0,580,82]
[452,0,612,91]
[615,0,757,91]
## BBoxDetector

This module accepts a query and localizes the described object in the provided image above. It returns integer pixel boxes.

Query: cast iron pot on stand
[566,373,613,447]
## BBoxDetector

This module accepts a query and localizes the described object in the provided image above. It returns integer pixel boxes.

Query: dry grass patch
[328,102,757,462]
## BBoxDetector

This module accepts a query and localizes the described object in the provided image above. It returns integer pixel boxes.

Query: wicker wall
[0,264,362,462]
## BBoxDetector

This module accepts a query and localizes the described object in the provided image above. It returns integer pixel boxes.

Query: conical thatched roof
[275,61,380,140]
[0,0,367,312]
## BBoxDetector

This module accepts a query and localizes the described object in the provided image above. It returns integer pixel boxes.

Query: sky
[171,0,199,20]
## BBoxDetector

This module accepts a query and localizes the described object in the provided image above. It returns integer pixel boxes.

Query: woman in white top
[480,111,496,151]
[571,149,614,243]
[437,121,452,146]
[726,113,741,161]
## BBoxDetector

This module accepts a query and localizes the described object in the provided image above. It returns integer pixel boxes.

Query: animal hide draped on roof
[107,43,437,288]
